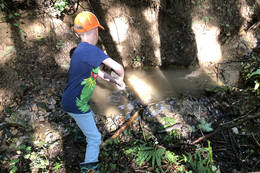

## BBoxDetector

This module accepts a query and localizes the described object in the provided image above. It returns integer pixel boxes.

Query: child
[61,11,125,173]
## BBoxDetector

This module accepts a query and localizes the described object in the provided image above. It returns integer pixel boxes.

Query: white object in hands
[116,79,126,90]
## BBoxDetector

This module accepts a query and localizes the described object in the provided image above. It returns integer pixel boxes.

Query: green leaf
[54,163,62,171]
[26,146,31,152]
[249,69,260,78]
[198,119,213,132]
[24,154,30,159]
[1,3,5,9]
[19,29,24,34]
[152,152,156,168]
[254,81,259,90]
[8,13,14,19]
[203,16,209,24]
[156,148,165,167]
[164,151,177,163]
[13,23,19,27]
[11,158,19,164]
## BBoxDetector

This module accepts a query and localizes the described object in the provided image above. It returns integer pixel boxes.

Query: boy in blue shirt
[61,11,125,173]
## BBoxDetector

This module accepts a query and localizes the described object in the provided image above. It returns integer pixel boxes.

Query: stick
[101,109,141,147]
[192,113,260,144]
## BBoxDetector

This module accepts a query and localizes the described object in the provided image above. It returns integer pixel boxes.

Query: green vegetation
[241,52,260,96]
[54,0,68,13]
[186,141,220,173]
[99,129,221,173]
[198,119,213,132]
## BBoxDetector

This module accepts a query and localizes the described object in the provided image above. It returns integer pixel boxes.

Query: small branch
[101,109,141,147]
[192,113,260,144]
[251,133,260,147]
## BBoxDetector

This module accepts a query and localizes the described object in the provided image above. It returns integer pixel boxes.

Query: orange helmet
[74,11,104,34]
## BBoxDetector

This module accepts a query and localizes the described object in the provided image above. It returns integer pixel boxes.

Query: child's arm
[98,69,117,84]
[99,58,125,89]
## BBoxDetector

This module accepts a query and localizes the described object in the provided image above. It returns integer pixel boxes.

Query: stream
[91,67,221,134]
[92,67,218,116]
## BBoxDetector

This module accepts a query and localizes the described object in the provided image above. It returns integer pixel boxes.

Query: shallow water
[91,67,218,117]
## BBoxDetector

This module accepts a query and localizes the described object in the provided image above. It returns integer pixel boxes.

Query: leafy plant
[0,0,6,10]
[53,159,63,172]
[162,117,176,128]
[125,143,165,169]
[7,45,16,54]
[241,52,260,95]
[54,0,67,13]
[9,157,19,173]
[132,55,145,62]
[247,68,260,95]
[164,150,179,164]
[186,141,220,173]
[198,119,213,132]
[38,37,46,46]
[56,40,64,49]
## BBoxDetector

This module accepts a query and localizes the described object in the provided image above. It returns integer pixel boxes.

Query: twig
[251,133,260,147]
[101,109,141,147]
[253,159,260,172]
[138,113,146,141]
[192,113,260,144]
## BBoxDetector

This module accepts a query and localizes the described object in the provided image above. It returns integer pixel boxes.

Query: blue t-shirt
[61,42,108,114]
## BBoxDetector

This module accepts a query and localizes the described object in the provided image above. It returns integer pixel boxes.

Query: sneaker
[80,162,99,173]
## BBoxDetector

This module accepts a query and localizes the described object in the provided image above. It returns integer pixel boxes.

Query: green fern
[126,144,166,168]
[186,141,220,173]
[164,151,178,163]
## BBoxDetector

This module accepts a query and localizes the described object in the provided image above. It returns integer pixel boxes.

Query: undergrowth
[100,129,220,173]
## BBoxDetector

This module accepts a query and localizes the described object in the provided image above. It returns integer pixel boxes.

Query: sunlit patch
[91,84,125,117]
[126,73,155,105]
[0,88,14,107]
[238,1,258,49]
[104,107,121,117]
[191,20,223,85]
[107,16,129,44]
[142,8,161,65]
[23,22,47,40]
[154,48,161,65]
[192,20,222,65]
[239,2,253,20]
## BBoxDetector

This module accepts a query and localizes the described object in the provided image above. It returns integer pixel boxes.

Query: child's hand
[115,79,126,90]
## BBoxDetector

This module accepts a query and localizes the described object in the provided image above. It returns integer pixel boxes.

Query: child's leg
[68,111,101,163]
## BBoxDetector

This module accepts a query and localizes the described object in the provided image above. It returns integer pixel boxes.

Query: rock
[0,105,3,112]
[31,104,38,112]
[118,105,124,110]
[141,95,222,138]
[10,128,18,135]
[39,116,45,122]
[48,104,55,110]
[127,103,134,111]
[232,127,239,134]
[48,141,62,159]
[105,117,118,132]
[0,130,3,138]
[5,111,32,131]
[33,122,61,144]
